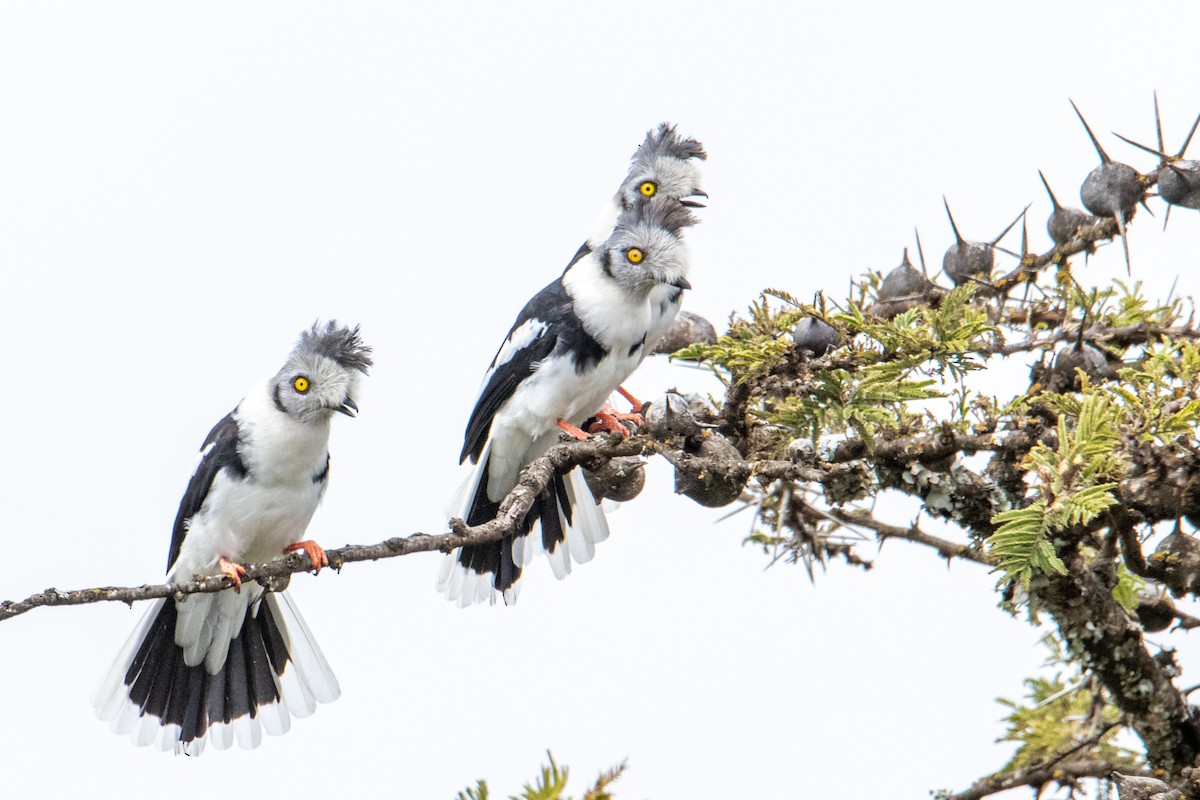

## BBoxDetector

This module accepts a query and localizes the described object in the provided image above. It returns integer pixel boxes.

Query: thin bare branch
[823,507,995,566]
[0,435,647,623]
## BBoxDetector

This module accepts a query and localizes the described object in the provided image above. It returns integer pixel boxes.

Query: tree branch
[943,758,1153,800]
[0,435,648,623]
[822,507,995,566]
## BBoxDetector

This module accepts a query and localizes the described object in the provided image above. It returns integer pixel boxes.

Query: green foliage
[516,751,570,800]
[677,288,997,448]
[996,645,1141,774]
[988,501,1067,590]
[987,395,1124,589]
[1111,563,1145,613]
[581,760,628,800]
[1109,338,1200,446]
[457,781,490,800]
[454,752,627,800]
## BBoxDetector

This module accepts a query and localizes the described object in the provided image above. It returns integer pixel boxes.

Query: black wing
[459,244,610,465]
[165,412,248,572]
[460,281,566,464]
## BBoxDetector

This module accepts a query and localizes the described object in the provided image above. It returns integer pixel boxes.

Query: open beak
[680,188,708,208]
[671,276,692,290]
[336,396,359,417]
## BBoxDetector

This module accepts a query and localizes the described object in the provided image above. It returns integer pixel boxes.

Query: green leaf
[513,751,570,800]
[457,781,490,800]
[1112,563,1145,612]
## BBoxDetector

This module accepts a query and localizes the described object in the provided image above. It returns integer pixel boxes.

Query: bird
[584,123,707,411]
[93,321,372,755]
[437,196,699,606]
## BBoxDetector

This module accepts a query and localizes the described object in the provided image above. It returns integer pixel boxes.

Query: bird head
[614,123,708,212]
[598,197,697,298]
[271,321,373,423]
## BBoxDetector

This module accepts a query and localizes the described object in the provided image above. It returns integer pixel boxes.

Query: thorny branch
[0,425,1014,623]
[6,117,1200,796]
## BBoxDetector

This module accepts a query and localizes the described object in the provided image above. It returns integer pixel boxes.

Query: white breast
[171,381,331,578]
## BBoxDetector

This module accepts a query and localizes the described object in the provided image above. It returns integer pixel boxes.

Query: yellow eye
[626,247,644,264]
[639,181,656,197]
[293,376,310,393]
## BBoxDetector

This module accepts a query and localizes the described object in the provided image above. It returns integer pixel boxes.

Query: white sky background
[3,2,1200,797]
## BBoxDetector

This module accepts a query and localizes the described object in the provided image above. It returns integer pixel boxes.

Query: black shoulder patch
[166,412,248,573]
[569,325,607,374]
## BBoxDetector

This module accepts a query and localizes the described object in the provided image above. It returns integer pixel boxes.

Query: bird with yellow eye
[577,124,708,426]
[439,172,703,607]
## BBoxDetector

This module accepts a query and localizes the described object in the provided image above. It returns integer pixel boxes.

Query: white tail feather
[437,462,613,606]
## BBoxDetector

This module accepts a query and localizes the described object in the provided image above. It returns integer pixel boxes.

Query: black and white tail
[93,589,338,755]
[436,444,609,607]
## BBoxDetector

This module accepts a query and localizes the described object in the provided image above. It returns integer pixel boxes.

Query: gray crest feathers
[619,195,699,238]
[297,320,374,374]
[634,123,707,164]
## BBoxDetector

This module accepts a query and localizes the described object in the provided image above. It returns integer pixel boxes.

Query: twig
[822,507,995,566]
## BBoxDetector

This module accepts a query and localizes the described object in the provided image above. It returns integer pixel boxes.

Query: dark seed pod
[1114,94,1200,213]
[1111,771,1182,800]
[1134,588,1175,633]
[583,456,646,503]
[651,310,718,355]
[1181,467,1200,529]
[1071,99,1143,272]
[674,434,747,508]
[792,317,844,355]
[1048,341,1109,391]
[1151,527,1200,597]
[1038,169,1095,246]
[1158,161,1200,209]
[644,391,702,440]
[873,244,938,319]
[941,199,1023,292]
[879,247,934,301]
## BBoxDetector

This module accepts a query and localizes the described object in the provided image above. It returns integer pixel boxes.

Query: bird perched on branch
[438,196,699,606]
[93,321,372,755]
[587,124,707,360]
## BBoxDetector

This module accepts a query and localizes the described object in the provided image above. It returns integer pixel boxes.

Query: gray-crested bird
[93,321,372,755]
[582,124,707,409]
[438,197,698,606]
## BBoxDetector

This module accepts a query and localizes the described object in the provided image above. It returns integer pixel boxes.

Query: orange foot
[557,418,591,440]
[587,410,633,438]
[218,557,247,592]
[285,540,329,575]
[617,386,644,412]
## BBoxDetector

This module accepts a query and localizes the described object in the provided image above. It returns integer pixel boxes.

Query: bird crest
[633,122,708,165]
[297,320,374,374]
